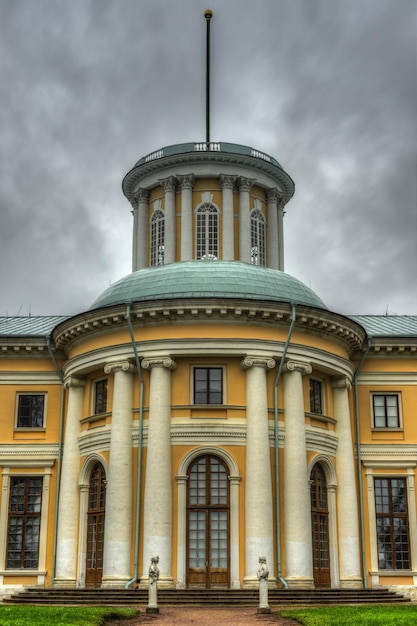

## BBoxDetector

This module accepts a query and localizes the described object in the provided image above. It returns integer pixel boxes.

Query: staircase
[3,587,410,606]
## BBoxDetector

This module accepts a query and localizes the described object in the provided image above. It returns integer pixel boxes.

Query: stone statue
[146,555,160,614]
[257,555,271,614]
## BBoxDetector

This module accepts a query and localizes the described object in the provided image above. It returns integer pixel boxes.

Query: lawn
[280,604,417,626]
[0,605,137,626]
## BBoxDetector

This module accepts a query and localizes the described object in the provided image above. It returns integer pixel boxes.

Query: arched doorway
[310,463,330,587]
[187,455,230,588]
[86,462,106,587]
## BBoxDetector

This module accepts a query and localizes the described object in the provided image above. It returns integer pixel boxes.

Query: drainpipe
[125,302,145,589]
[273,303,297,590]
[353,336,371,590]
[46,336,65,584]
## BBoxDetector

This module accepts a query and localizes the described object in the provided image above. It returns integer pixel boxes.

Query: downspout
[46,336,65,584]
[125,302,145,589]
[353,335,371,590]
[274,303,297,590]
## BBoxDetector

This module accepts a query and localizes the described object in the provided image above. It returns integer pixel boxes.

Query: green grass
[0,605,137,626]
[280,604,417,626]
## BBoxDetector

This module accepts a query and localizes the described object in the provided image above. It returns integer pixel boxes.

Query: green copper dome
[90,261,327,310]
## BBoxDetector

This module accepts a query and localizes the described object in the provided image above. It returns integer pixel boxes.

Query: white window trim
[194,200,220,261]
[370,392,402,430]
[14,392,47,430]
[190,365,227,406]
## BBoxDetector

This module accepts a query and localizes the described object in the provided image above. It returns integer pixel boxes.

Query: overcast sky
[0,0,416,318]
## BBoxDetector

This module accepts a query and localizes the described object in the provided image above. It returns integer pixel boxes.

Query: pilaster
[266,188,281,270]
[220,174,236,261]
[134,188,150,271]
[237,176,255,264]
[160,176,177,264]
[178,175,194,262]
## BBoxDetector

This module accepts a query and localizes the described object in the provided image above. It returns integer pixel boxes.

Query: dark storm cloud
[0,0,415,316]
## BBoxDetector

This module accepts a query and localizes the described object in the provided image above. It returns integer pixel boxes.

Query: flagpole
[204,9,213,144]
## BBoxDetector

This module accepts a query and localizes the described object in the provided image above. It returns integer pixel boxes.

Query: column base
[54,578,76,588]
[339,577,363,589]
[139,576,174,590]
[285,577,315,590]
[258,607,271,614]
[101,576,132,589]
[146,607,159,614]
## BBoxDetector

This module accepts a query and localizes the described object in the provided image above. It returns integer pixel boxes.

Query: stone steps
[3,587,410,606]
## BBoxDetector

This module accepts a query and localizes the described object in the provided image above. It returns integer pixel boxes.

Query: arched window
[310,463,330,587]
[250,208,266,266]
[195,203,219,260]
[150,209,165,266]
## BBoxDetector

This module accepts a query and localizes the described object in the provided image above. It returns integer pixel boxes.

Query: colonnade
[131,177,285,271]
[54,355,363,590]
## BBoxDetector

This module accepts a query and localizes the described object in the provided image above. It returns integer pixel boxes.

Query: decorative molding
[219,174,236,190]
[159,176,177,193]
[284,360,312,375]
[305,427,338,456]
[177,174,195,190]
[141,357,177,371]
[241,356,276,370]
[266,187,283,205]
[356,372,417,385]
[136,188,150,203]
[104,360,135,375]
[64,376,85,389]
[332,376,351,390]
[237,176,256,193]
[0,371,62,385]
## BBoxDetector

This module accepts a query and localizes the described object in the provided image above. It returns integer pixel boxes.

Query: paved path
[107,605,298,625]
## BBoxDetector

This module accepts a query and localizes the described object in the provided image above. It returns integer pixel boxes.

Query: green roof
[350,315,417,337]
[0,316,68,337]
[89,261,327,310]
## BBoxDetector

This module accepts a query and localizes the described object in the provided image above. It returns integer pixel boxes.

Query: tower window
[250,208,265,266]
[196,203,218,260]
[150,209,165,266]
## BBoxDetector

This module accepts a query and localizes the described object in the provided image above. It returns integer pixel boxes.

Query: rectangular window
[193,367,223,404]
[309,379,323,415]
[94,379,107,415]
[372,394,400,428]
[374,478,410,570]
[16,394,45,428]
[7,477,43,569]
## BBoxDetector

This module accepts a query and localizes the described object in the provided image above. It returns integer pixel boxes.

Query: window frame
[150,208,165,267]
[195,202,219,261]
[374,477,410,570]
[192,366,225,405]
[93,379,108,415]
[371,393,401,429]
[250,207,266,266]
[6,477,43,570]
[15,393,46,429]
[309,378,324,415]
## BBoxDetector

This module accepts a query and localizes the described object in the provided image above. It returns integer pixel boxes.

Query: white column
[333,377,363,588]
[178,175,194,261]
[242,356,275,588]
[266,188,280,270]
[283,360,314,589]
[141,356,176,588]
[229,475,241,589]
[277,198,285,271]
[55,376,85,588]
[135,188,150,271]
[175,475,187,589]
[102,361,135,588]
[237,177,255,264]
[220,174,236,260]
[160,176,177,264]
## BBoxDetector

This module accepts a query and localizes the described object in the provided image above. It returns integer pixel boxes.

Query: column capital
[135,187,150,204]
[241,356,276,370]
[332,376,352,390]
[159,176,177,193]
[283,360,312,375]
[104,361,136,375]
[237,176,256,193]
[178,174,195,190]
[266,187,284,205]
[64,376,85,389]
[219,174,236,190]
[141,356,177,371]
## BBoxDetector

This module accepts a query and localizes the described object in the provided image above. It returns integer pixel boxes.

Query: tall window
[250,208,266,266]
[194,368,223,404]
[7,477,42,569]
[94,379,107,415]
[309,379,323,415]
[16,394,45,428]
[372,394,400,428]
[374,478,410,570]
[150,209,165,266]
[196,203,218,260]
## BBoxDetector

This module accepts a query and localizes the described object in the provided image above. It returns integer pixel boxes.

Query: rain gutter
[125,302,145,589]
[273,303,297,590]
[353,336,371,590]
[46,336,65,584]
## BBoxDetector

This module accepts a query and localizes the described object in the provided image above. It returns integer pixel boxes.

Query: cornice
[0,338,65,357]
[52,300,365,355]
[0,371,62,385]
[0,444,58,467]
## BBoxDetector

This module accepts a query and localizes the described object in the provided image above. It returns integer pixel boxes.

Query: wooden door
[86,462,106,588]
[187,456,229,588]
[310,463,331,587]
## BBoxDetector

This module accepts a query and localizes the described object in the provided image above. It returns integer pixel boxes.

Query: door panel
[310,464,331,588]
[86,463,106,588]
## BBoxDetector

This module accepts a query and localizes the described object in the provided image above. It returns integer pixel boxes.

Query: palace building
[0,140,416,599]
